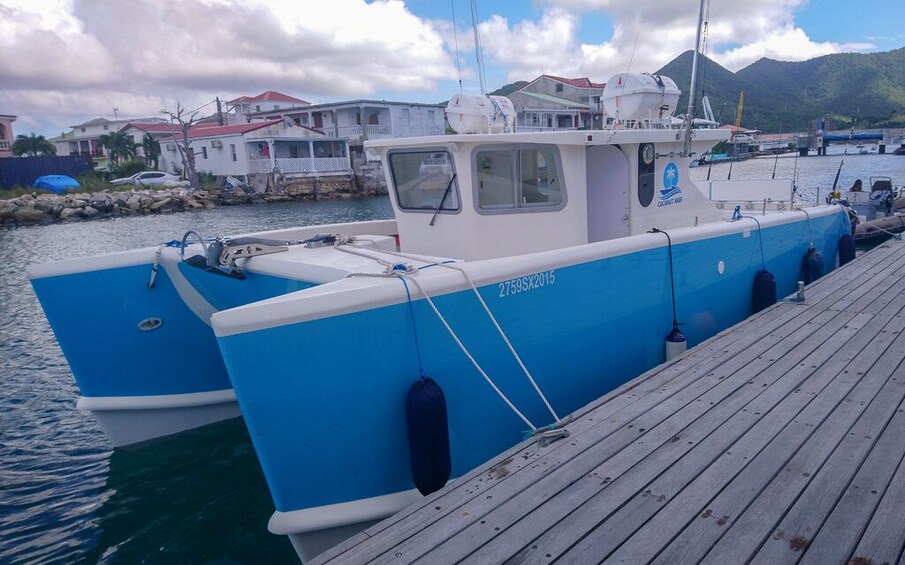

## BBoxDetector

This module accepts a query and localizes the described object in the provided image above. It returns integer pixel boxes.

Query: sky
[1,0,903,138]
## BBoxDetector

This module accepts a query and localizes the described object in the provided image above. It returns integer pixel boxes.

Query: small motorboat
[838,177,905,244]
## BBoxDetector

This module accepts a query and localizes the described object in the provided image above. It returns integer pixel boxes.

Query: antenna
[609,31,640,131]
[682,0,708,157]
[470,0,487,95]
[451,0,464,93]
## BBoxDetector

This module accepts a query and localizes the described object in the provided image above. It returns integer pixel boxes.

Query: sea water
[2,152,904,564]
[0,197,392,564]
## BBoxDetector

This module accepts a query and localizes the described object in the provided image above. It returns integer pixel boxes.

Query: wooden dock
[315,239,905,565]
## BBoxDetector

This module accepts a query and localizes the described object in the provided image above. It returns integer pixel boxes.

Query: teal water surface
[0,197,392,564]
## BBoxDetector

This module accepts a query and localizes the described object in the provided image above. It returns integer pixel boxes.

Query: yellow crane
[735,91,745,128]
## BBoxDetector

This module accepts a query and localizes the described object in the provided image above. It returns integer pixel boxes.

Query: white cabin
[367,127,730,261]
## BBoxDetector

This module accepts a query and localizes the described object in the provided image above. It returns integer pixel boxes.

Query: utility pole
[216,97,224,126]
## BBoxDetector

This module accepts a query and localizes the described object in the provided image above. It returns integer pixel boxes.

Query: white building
[158,121,351,179]
[0,114,15,157]
[226,91,310,125]
[245,99,445,148]
[508,75,605,131]
[51,117,169,159]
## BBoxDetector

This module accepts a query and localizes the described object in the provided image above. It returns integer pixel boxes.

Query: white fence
[247,157,350,175]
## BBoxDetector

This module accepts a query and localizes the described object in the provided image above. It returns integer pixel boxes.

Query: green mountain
[490,81,530,97]
[656,48,905,133]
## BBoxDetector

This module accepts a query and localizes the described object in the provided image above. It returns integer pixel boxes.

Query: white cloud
[516,0,874,75]
[479,9,585,81]
[0,0,458,135]
[716,27,874,69]
[0,0,881,137]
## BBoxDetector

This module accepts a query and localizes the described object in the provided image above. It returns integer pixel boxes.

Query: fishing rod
[772,124,783,180]
[832,109,859,192]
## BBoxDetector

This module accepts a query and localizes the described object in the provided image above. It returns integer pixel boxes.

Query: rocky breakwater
[0,188,276,228]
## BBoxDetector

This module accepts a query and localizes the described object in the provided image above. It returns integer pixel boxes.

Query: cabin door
[586,145,630,243]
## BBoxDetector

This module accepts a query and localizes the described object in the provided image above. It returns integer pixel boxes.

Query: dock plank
[676,309,905,564]
[798,397,905,565]
[847,436,905,565]
[463,310,861,565]
[370,308,851,565]
[571,312,892,564]
[315,240,905,565]
[697,289,905,564]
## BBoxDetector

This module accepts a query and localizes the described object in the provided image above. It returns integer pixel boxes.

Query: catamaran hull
[27,250,240,446]
[213,207,850,561]
[77,389,241,447]
[26,220,399,447]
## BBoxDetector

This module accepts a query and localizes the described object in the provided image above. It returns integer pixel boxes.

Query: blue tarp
[33,175,80,192]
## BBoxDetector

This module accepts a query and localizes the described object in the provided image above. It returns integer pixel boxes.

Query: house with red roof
[508,75,606,131]
[158,120,351,179]
[226,91,310,124]
[242,99,445,150]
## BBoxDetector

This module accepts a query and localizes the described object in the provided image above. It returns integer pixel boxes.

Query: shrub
[198,171,218,190]
[75,171,111,192]
[110,159,147,179]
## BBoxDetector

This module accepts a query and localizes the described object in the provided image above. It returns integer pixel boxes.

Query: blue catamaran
[208,79,850,559]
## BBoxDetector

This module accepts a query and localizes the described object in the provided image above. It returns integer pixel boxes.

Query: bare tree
[160,102,204,188]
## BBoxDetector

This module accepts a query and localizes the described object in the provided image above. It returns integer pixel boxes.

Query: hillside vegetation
[655,48,905,132]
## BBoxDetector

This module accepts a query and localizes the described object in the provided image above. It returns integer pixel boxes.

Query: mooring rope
[342,237,561,424]
[742,215,768,271]
[398,271,539,431]
[800,208,815,248]
[338,235,569,430]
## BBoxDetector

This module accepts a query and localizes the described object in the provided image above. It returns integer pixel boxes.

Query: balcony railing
[247,157,350,175]
[0,140,9,151]
[313,124,394,139]
[516,125,579,133]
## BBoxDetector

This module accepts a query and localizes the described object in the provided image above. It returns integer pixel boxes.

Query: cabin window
[388,150,460,213]
[474,145,564,213]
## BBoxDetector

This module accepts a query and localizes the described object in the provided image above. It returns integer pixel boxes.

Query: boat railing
[698,178,795,210]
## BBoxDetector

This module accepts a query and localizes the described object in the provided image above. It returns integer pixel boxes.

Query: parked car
[110,171,181,186]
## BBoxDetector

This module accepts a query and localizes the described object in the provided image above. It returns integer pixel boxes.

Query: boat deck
[314,238,905,565]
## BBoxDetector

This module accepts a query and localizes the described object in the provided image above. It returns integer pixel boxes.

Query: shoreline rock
[0,177,388,228]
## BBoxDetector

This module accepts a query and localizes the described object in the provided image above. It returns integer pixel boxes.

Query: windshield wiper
[429,173,457,226]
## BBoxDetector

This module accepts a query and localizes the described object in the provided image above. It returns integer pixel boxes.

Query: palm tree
[141,133,161,169]
[11,133,57,157]
[97,131,137,164]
